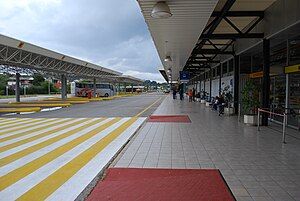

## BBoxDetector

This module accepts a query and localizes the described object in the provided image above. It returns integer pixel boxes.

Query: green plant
[241,79,260,114]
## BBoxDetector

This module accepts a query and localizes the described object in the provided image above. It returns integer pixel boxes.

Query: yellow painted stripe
[0,118,76,143]
[17,117,137,201]
[135,97,162,117]
[0,118,121,190]
[0,118,47,130]
[0,118,58,135]
[0,118,103,166]
[0,107,41,113]
[0,119,93,153]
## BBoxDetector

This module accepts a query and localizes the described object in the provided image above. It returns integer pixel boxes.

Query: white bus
[71,82,115,97]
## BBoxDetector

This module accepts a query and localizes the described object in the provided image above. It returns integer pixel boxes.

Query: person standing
[172,89,177,99]
[179,88,184,100]
[188,89,193,102]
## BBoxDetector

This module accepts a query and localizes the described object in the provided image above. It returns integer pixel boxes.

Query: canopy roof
[138,0,276,81]
[0,34,143,84]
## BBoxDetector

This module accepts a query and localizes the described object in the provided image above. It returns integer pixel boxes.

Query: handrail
[257,108,287,144]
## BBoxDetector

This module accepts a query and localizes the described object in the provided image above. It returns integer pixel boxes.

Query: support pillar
[61,74,66,100]
[131,84,134,94]
[209,68,212,101]
[285,40,290,116]
[219,63,222,96]
[16,73,20,102]
[93,78,96,98]
[203,74,206,99]
[124,83,127,94]
[199,80,201,92]
[234,55,240,114]
[262,39,270,126]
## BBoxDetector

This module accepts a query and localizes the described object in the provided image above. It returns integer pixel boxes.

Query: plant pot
[200,99,206,104]
[224,107,235,115]
[244,114,261,125]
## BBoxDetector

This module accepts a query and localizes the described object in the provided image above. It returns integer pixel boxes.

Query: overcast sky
[0,0,165,82]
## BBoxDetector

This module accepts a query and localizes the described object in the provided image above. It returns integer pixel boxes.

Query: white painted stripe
[0,118,59,134]
[0,118,112,176]
[0,118,130,200]
[46,117,146,201]
[0,118,27,127]
[0,118,101,159]
[0,118,83,140]
[0,118,47,131]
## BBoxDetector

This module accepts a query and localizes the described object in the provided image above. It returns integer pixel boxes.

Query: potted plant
[241,79,261,125]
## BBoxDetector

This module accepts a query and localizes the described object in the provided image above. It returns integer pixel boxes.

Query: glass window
[289,37,300,65]
[222,62,228,75]
[229,59,234,73]
[217,66,221,76]
[252,52,263,72]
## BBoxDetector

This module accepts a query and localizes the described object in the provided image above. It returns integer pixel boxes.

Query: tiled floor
[113,95,300,201]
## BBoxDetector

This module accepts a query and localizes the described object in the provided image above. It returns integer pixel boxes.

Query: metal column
[285,40,290,117]
[203,74,206,99]
[262,39,270,126]
[124,83,127,94]
[219,63,222,96]
[61,74,66,100]
[93,78,97,98]
[209,68,212,101]
[16,73,20,102]
[234,55,240,115]
[131,84,134,94]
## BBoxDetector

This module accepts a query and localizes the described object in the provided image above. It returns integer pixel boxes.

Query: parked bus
[71,82,115,97]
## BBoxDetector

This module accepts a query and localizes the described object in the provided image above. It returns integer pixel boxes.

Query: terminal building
[139,0,300,130]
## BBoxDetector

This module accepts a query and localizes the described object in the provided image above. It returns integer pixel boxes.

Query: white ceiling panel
[138,0,219,80]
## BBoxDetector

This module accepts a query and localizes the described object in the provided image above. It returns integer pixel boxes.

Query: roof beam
[200,33,264,39]
[192,49,234,55]
[197,0,236,49]
[190,60,220,64]
[211,11,264,17]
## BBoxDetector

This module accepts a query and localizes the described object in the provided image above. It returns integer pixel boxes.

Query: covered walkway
[109,94,300,201]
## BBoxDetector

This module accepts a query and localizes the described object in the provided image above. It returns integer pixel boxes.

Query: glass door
[288,72,300,129]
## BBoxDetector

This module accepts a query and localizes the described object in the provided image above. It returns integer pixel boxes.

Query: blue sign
[179,71,190,81]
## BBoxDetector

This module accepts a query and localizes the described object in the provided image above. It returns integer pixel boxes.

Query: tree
[0,74,9,95]
[32,74,45,86]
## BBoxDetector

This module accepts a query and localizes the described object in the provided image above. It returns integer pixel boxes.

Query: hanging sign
[285,64,300,74]
[179,71,190,82]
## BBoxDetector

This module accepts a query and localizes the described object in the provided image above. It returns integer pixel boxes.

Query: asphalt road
[2,94,166,118]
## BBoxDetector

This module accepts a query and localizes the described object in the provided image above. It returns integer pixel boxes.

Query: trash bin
[88,91,92,99]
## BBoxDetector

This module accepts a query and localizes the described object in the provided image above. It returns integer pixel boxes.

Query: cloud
[0,0,162,81]
[123,70,166,83]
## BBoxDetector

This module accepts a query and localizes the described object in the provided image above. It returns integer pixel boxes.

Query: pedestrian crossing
[0,117,146,201]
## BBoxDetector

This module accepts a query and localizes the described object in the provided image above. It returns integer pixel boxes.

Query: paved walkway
[113,95,300,201]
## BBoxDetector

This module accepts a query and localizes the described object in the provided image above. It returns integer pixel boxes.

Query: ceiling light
[167,68,171,73]
[151,1,172,19]
[164,56,172,62]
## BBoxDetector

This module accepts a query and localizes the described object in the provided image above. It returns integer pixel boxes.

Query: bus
[71,82,115,97]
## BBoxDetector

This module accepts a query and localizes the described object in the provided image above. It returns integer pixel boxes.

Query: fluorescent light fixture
[151,1,172,19]
[167,68,171,73]
[164,56,172,62]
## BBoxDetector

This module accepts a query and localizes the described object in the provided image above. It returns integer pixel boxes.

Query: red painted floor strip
[87,168,235,201]
[147,115,191,122]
